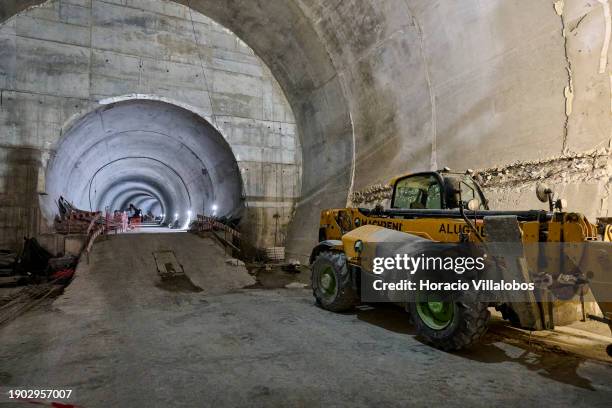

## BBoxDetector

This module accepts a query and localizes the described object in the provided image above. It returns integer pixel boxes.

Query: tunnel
[0,0,303,250]
[42,99,244,228]
[0,1,612,406]
[1,0,610,257]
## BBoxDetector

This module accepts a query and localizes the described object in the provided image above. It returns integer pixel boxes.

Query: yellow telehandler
[310,169,612,351]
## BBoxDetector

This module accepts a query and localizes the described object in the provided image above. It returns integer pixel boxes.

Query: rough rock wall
[352,147,611,216]
[320,0,611,223]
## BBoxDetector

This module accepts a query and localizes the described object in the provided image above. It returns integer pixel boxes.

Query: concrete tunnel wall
[0,0,302,251]
[1,0,611,259]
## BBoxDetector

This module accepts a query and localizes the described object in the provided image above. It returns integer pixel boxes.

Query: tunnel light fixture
[187,210,193,217]
[174,213,179,219]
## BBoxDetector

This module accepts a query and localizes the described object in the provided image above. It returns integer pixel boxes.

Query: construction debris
[54,196,102,234]
[0,250,17,277]
[14,237,52,278]
[0,237,77,326]
[48,255,78,271]
[50,268,75,283]
[0,283,64,327]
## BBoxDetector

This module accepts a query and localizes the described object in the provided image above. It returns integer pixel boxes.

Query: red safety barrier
[51,268,75,282]
[129,215,141,230]
[195,214,240,238]
[83,211,132,258]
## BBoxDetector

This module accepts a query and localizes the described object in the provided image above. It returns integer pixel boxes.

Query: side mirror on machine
[536,183,566,212]
[536,183,553,204]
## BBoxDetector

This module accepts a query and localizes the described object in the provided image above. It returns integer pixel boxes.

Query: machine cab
[390,171,488,210]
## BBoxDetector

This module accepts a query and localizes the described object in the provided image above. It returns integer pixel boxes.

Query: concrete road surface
[0,233,611,407]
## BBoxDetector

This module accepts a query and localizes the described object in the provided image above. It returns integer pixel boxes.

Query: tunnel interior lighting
[40,100,245,232]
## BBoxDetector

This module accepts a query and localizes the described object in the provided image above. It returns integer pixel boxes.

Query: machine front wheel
[409,296,490,351]
[311,251,358,312]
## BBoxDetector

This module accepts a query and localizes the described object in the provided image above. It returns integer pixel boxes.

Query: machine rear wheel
[311,251,358,312]
[409,295,490,351]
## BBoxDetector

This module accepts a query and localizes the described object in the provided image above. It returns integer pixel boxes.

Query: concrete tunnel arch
[0,0,355,258]
[3,0,592,259]
[41,99,244,228]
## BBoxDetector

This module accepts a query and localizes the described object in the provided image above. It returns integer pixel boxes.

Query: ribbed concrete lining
[42,99,243,226]
[4,1,606,259]
[132,196,160,216]
[118,194,158,214]
[84,160,192,219]
[101,183,168,213]
[0,0,351,257]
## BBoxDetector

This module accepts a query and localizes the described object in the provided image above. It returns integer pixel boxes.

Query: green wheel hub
[416,299,455,330]
[319,266,337,296]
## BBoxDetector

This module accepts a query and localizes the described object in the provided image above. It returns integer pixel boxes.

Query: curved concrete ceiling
[42,99,243,226]
[4,0,609,258]
[0,0,354,254]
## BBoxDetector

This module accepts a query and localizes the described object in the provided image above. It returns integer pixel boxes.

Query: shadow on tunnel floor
[456,333,597,391]
[155,274,203,293]
[340,302,602,391]
[354,303,416,335]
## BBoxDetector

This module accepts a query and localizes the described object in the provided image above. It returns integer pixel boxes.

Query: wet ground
[0,233,610,407]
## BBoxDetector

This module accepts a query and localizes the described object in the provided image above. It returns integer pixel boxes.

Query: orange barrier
[83,211,130,261]
[195,214,241,239]
[129,216,141,230]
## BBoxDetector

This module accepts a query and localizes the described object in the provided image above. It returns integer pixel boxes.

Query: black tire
[311,251,358,312]
[409,300,490,351]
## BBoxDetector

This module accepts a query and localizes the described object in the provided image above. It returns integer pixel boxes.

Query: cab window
[459,176,486,209]
[392,175,442,209]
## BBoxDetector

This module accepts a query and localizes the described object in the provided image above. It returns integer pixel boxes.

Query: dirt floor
[0,233,611,407]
